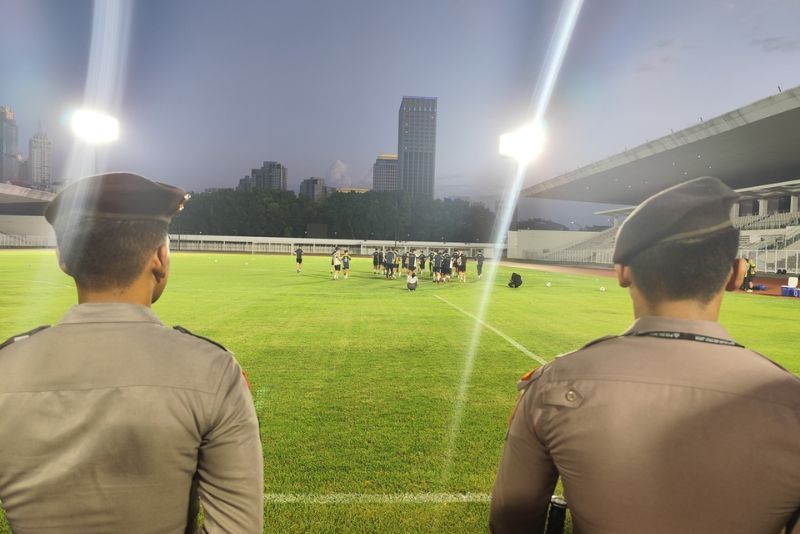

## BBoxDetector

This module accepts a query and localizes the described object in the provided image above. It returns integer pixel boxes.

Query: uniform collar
[58,303,164,326]
[623,316,733,341]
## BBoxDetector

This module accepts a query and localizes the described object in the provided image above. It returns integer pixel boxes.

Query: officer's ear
[615,264,632,288]
[151,242,170,283]
[55,247,71,276]
[725,257,747,292]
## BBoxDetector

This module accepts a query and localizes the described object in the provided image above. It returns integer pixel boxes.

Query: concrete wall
[0,215,55,238]
[507,230,598,259]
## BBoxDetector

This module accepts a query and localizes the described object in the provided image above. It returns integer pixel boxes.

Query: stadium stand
[0,183,55,247]
[512,86,800,274]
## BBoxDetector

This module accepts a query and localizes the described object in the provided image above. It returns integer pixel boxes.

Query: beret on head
[45,172,189,226]
[613,176,739,265]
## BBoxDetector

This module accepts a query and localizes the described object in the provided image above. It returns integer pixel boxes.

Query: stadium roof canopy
[0,183,55,205]
[522,86,800,205]
[593,178,800,217]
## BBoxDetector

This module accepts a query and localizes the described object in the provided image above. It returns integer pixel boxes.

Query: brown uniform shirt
[0,303,264,533]
[491,316,800,534]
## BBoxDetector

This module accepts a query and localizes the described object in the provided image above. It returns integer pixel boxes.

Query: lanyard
[626,331,744,348]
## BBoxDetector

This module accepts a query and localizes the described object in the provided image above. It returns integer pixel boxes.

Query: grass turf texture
[0,250,797,533]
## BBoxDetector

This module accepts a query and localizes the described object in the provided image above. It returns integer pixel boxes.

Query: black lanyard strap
[626,331,744,348]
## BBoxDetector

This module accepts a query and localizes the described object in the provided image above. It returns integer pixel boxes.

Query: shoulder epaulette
[749,349,800,378]
[578,334,619,350]
[173,326,230,353]
[0,325,50,351]
[517,365,546,391]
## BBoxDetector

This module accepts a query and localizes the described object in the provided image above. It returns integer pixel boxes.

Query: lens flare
[70,109,120,144]
[499,121,547,164]
[440,0,584,485]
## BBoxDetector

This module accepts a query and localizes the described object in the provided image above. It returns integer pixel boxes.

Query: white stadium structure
[510,85,800,274]
[0,183,55,247]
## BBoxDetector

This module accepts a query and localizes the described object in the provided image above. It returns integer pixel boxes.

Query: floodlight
[499,122,546,164]
[70,109,120,144]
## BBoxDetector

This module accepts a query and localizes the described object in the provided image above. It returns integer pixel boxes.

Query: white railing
[0,232,505,258]
[523,246,799,274]
[741,248,800,274]
[528,248,615,265]
[169,234,504,258]
[0,233,56,248]
[561,227,617,252]
[735,212,800,230]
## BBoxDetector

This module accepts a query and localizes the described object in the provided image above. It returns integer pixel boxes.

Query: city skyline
[0,106,53,190]
[3,1,800,225]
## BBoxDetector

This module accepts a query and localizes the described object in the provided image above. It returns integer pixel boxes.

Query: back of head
[613,176,740,304]
[46,172,188,292]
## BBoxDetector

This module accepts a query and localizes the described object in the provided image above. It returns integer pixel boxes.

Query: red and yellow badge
[520,367,538,381]
[508,366,541,425]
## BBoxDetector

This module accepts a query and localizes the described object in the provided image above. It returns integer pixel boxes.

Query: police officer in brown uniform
[490,177,800,533]
[0,173,264,533]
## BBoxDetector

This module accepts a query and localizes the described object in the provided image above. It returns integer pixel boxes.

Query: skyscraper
[397,97,437,197]
[29,128,52,190]
[299,177,329,202]
[238,161,288,191]
[372,154,398,192]
[253,161,287,190]
[0,106,21,184]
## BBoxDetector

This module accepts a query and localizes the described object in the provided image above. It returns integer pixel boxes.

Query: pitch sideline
[433,294,547,365]
[264,492,490,504]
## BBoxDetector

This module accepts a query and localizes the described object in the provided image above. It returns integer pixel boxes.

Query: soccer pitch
[1,250,798,533]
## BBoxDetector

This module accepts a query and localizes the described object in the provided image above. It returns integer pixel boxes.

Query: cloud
[750,36,800,52]
[324,159,351,188]
[654,38,675,49]
[634,38,679,74]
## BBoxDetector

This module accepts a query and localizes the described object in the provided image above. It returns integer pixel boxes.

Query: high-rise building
[0,106,21,184]
[397,96,437,197]
[238,161,288,191]
[372,154,398,192]
[299,177,328,202]
[29,128,52,190]
[237,175,252,192]
[254,161,287,190]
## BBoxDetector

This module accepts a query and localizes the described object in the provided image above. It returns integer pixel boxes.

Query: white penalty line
[434,295,546,365]
[264,492,490,504]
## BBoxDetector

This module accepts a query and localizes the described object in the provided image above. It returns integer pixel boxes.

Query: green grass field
[0,250,797,533]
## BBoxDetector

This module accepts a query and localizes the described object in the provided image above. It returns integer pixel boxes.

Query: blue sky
[2,0,800,225]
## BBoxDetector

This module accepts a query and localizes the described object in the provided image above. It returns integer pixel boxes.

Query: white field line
[434,295,546,365]
[264,492,490,504]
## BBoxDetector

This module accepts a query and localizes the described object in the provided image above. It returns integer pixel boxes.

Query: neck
[77,281,153,307]
[633,295,722,322]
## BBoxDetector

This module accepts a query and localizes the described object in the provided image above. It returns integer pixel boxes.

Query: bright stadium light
[499,121,546,164]
[70,109,120,144]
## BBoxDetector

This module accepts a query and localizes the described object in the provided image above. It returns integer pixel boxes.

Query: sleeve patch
[517,366,544,391]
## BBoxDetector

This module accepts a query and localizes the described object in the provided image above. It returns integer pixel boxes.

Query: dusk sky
[2,0,800,226]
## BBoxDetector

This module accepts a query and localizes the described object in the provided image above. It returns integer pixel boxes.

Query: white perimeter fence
[169,235,502,258]
[10,232,796,272]
[1,233,504,259]
[0,233,55,248]
[525,247,800,274]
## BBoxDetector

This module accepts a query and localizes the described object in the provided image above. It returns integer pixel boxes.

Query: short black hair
[628,226,739,303]
[54,218,169,291]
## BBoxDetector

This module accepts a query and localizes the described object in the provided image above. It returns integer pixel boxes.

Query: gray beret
[613,176,739,264]
[46,172,189,226]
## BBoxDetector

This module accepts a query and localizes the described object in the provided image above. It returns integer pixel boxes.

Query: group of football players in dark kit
[292,245,486,286]
[370,248,485,284]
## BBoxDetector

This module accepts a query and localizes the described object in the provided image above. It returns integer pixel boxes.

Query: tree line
[171,189,499,242]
